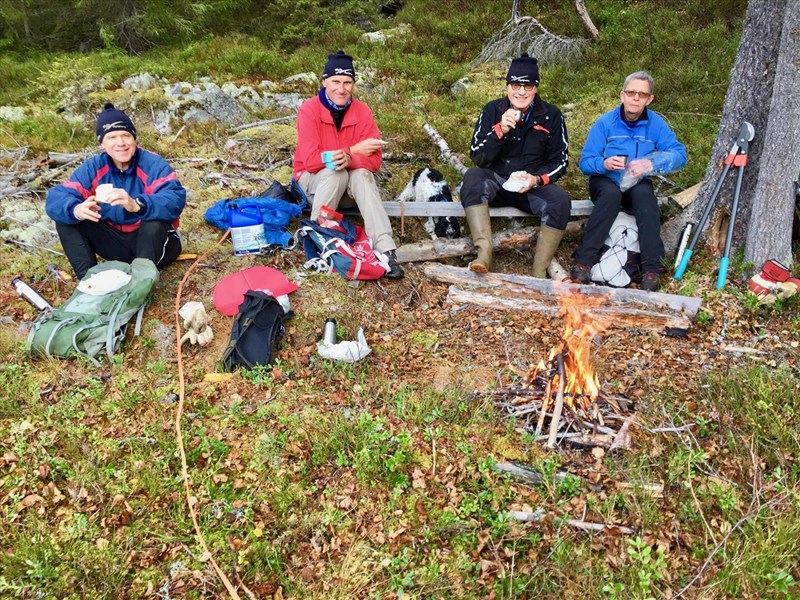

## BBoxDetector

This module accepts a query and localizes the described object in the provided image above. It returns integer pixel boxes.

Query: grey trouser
[298,168,396,253]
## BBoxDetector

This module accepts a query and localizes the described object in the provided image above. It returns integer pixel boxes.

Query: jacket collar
[104,147,140,174]
[619,104,649,126]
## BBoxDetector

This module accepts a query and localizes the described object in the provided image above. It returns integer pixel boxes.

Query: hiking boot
[570,263,592,284]
[640,271,661,292]
[385,251,405,279]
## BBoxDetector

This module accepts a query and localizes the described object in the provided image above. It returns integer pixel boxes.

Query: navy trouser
[573,176,664,273]
[56,220,182,279]
[459,167,571,230]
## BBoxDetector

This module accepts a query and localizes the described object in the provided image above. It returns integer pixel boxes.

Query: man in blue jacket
[570,72,687,291]
[461,53,570,277]
[46,103,186,279]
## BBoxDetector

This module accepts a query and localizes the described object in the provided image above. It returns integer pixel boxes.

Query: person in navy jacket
[570,72,687,291]
[46,103,186,279]
[460,53,570,278]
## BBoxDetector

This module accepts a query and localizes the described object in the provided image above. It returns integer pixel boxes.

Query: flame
[528,292,610,408]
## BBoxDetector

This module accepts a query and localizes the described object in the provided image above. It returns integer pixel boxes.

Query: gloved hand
[179,301,214,346]
[748,259,799,305]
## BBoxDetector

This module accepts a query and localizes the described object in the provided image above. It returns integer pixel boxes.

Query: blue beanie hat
[506,53,540,86]
[96,102,136,143]
[323,50,355,80]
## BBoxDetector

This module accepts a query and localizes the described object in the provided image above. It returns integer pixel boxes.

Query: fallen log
[395,221,585,263]
[423,263,702,336]
[46,151,91,166]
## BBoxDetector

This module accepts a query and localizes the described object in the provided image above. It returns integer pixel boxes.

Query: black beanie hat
[96,102,136,143]
[506,53,540,86]
[322,50,355,80]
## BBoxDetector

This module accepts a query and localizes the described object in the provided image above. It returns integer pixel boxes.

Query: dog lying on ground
[398,167,461,240]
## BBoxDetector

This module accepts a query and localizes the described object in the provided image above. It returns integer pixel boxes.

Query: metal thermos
[323,318,337,345]
[12,278,52,311]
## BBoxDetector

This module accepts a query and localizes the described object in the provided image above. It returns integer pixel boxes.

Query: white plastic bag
[317,327,372,362]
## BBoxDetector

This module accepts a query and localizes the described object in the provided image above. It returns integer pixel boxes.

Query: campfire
[493,292,633,450]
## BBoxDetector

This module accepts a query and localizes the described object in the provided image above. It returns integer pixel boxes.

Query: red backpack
[297,218,390,280]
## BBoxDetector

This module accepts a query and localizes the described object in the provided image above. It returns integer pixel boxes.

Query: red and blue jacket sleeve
[134,151,186,223]
[45,158,98,224]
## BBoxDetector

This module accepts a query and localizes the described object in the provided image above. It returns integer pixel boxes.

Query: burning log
[423,263,701,336]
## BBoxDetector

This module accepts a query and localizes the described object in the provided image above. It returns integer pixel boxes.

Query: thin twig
[671,493,789,599]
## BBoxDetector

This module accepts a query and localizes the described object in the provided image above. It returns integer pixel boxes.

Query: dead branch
[230,115,296,133]
[492,461,543,485]
[575,0,600,39]
[672,493,790,599]
[609,420,631,452]
[422,123,468,174]
[567,520,636,535]
[546,353,566,449]
[472,1,589,67]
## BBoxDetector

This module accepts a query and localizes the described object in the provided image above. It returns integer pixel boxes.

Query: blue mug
[321,150,337,169]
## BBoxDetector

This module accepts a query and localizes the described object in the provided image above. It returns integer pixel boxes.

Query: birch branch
[422,123,468,175]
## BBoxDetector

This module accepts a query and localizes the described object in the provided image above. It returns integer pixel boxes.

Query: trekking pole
[674,121,754,281]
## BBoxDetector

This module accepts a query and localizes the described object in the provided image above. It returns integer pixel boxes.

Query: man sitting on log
[45,103,186,280]
[570,71,687,291]
[293,50,404,279]
[460,53,571,277]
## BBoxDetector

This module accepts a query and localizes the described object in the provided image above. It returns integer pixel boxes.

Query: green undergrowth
[5,0,800,597]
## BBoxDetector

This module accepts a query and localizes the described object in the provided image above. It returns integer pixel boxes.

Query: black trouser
[573,176,664,273]
[56,219,182,279]
[459,167,571,230]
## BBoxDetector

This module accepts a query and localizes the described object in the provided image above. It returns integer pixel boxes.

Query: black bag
[222,291,291,371]
[259,178,308,210]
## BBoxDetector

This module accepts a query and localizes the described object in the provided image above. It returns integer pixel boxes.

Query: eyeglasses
[622,90,652,99]
[509,83,536,92]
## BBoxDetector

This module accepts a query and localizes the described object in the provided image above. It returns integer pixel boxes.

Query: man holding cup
[45,103,185,279]
[570,71,687,291]
[460,53,571,277]
[293,50,404,278]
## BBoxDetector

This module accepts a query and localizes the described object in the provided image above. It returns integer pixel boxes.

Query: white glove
[179,301,214,346]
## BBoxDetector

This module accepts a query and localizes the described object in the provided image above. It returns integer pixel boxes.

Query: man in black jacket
[461,53,570,276]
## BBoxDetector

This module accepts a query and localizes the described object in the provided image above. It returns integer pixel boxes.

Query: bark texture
[744,0,800,267]
[662,0,790,269]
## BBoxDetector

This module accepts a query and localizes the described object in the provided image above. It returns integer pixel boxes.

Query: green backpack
[28,258,159,364]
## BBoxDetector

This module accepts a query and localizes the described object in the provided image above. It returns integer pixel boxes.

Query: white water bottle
[12,278,52,311]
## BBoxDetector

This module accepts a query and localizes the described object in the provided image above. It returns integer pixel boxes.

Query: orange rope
[173,230,246,599]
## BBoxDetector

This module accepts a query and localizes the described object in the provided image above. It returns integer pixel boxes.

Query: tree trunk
[662,0,788,269]
[744,0,800,267]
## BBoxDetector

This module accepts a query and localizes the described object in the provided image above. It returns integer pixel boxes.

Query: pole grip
[716,257,730,289]
[674,249,693,280]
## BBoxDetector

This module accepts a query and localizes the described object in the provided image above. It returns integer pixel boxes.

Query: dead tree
[663,0,800,270]
[471,0,595,67]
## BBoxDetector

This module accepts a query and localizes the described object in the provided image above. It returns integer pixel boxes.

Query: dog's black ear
[427,169,445,183]
[412,169,424,185]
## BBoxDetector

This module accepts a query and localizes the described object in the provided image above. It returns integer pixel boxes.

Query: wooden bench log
[380,200,594,218]
[422,263,702,337]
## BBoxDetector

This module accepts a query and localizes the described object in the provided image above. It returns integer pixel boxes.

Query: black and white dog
[398,168,461,239]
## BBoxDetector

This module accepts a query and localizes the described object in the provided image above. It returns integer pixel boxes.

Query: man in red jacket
[293,50,404,278]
